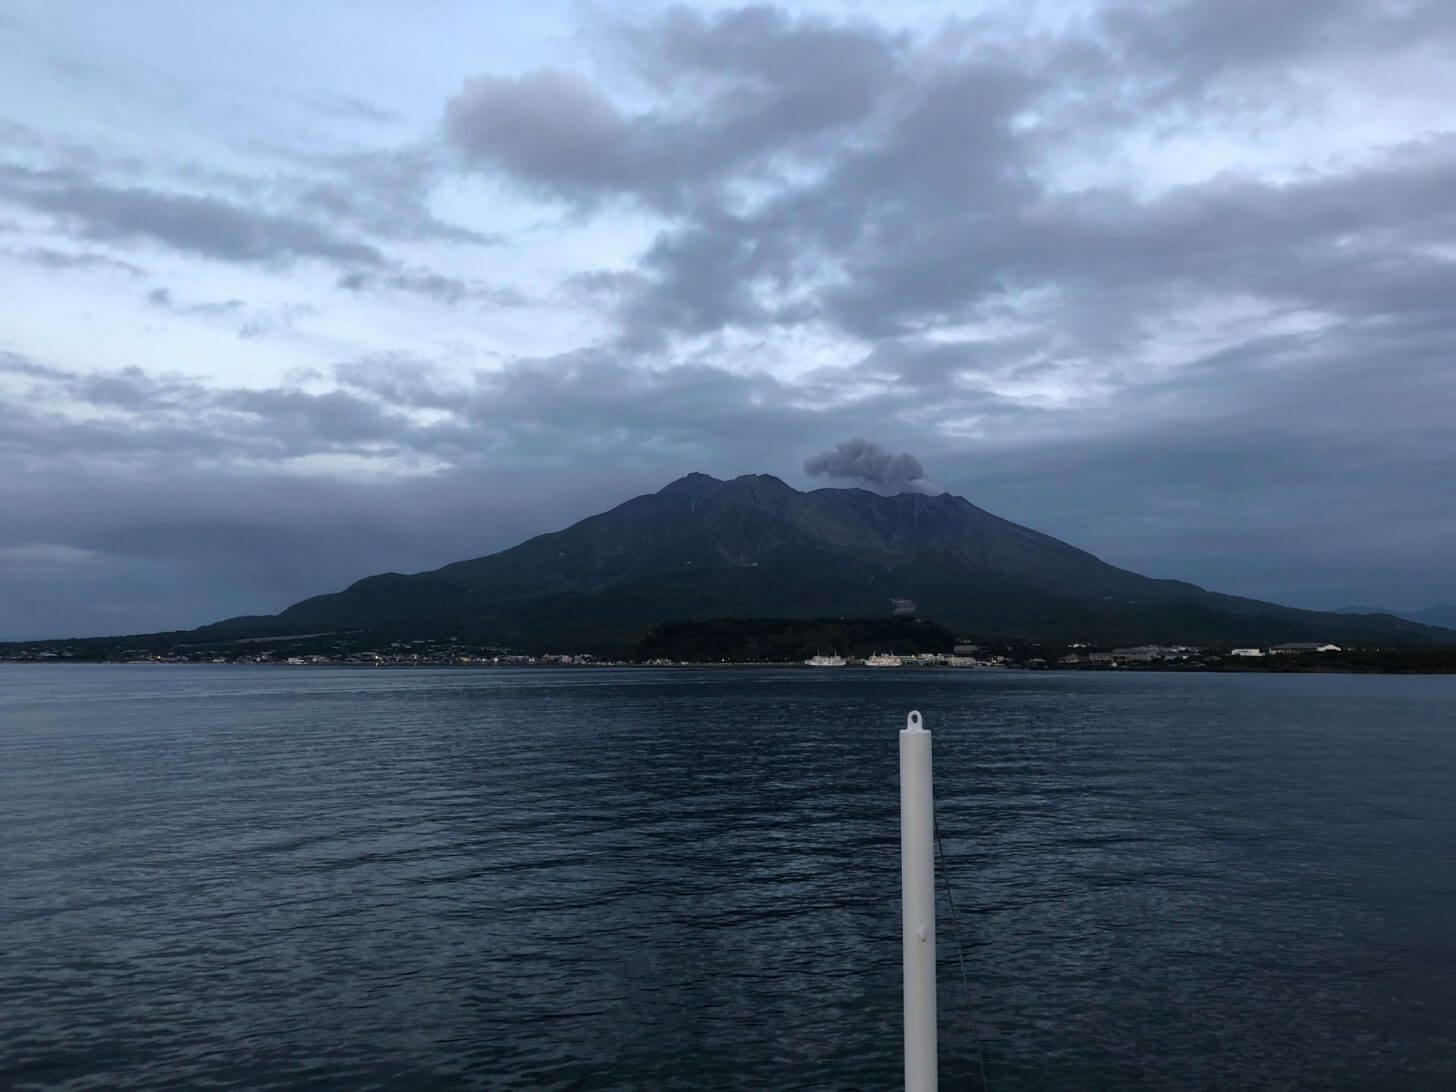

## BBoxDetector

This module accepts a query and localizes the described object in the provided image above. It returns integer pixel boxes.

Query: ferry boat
[804,653,846,667]
[866,652,902,667]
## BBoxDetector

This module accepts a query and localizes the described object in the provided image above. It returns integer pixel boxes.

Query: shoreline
[5,659,1454,675]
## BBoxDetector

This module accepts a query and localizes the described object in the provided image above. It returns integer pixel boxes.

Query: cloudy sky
[3,0,1454,640]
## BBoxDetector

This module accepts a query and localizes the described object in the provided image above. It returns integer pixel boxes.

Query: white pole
[901,709,937,1092]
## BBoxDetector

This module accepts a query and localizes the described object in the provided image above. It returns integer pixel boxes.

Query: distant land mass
[19,471,1451,655]
[1336,603,1456,630]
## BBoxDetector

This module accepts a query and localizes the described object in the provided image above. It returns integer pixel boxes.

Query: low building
[1271,642,1341,654]
[1230,648,1265,657]
[1112,646,1160,662]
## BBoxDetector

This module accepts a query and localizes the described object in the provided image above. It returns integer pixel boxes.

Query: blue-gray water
[2,666,1454,1090]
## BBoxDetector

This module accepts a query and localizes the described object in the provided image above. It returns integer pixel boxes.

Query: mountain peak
[656,471,725,497]
[727,473,795,492]
[217,469,1453,651]
[658,472,798,499]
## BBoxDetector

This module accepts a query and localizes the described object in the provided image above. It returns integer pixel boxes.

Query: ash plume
[802,439,934,494]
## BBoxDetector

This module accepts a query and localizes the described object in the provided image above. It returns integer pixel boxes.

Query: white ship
[866,652,902,667]
[804,653,846,667]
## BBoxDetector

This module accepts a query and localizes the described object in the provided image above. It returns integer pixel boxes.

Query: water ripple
[2,665,1454,1089]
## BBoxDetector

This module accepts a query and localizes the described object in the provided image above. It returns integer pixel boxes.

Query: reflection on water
[2,666,1454,1089]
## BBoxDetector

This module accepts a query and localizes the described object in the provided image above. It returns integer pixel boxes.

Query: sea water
[2,665,1453,1089]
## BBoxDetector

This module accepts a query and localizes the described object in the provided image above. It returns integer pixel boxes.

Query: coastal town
[0,636,1371,669]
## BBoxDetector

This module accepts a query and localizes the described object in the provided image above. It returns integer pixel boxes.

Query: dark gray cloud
[443,8,901,210]
[0,128,493,305]
[0,158,499,304]
[335,267,526,307]
[1095,0,1456,96]
[461,3,1456,358]
[0,166,384,266]
[444,70,638,203]
[147,286,245,316]
[337,268,465,305]
[6,245,145,275]
[804,439,929,493]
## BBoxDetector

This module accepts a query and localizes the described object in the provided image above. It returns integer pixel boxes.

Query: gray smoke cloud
[802,438,932,493]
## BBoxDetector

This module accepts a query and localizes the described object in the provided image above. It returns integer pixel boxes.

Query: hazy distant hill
[179,473,1454,651]
[1336,603,1456,630]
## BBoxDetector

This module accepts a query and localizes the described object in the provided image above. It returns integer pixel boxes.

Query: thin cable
[935,809,990,1092]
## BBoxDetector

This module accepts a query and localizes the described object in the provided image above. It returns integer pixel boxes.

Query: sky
[3,0,1455,640]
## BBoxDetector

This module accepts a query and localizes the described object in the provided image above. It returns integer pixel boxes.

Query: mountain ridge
[166,472,1455,652]
[1336,603,1456,629]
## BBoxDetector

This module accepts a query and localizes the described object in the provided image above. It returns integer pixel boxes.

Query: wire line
[935,809,990,1092]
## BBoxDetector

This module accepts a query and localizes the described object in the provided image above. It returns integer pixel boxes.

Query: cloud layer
[2,1,1455,638]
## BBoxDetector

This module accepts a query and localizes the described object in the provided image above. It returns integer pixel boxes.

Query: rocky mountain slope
[186,473,1454,650]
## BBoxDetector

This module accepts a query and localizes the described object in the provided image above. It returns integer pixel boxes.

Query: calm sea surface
[2,665,1453,1090]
